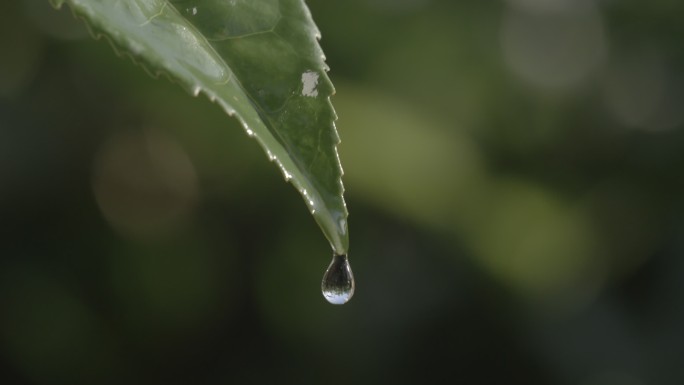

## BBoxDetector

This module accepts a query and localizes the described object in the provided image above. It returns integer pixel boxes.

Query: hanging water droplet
[321,254,354,305]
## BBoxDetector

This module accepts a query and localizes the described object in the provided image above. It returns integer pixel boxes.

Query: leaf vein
[139,2,167,27]
[206,14,282,42]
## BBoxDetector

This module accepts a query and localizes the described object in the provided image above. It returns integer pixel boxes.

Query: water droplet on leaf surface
[321,254,354,305]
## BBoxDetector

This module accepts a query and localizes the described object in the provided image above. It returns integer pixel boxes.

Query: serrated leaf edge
[49,0,349,254]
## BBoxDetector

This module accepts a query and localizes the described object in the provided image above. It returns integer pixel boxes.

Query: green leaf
[50,0,349,254]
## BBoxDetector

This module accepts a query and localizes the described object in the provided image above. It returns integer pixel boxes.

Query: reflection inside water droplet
[321,254,354,305]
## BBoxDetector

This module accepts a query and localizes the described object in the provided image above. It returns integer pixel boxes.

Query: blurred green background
[2,0,684,384]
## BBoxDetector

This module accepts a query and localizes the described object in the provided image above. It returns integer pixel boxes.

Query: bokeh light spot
[468,179,600,298]
[92,130,198,239]
[602,47,684,132]
[501,2,607,90]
